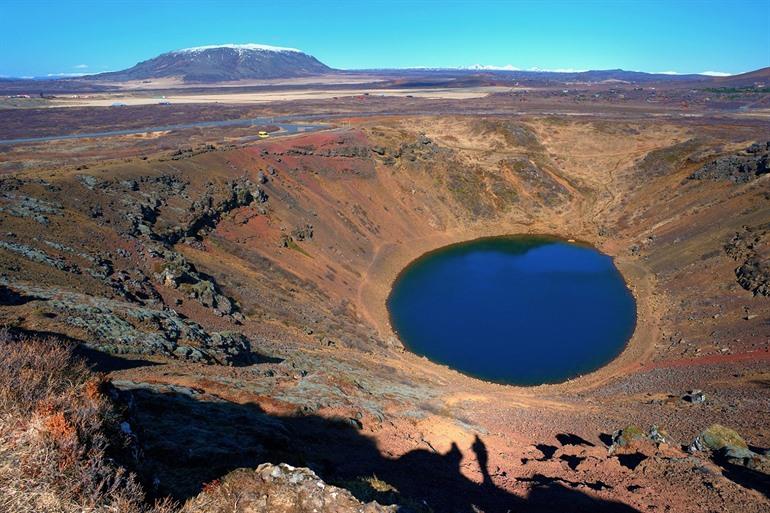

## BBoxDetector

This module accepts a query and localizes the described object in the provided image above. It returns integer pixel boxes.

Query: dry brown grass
[0,330,175,513]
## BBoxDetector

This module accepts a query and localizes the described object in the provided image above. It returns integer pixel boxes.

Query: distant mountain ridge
[90,44,333,82]
[360,67,717,84]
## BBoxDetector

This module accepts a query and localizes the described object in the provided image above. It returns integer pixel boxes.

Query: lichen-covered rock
[609,425,647,454]
[0,192,62,225]
[182,463,396,513]
[0,240,81,274]
[699,424,748,452]
[76,174,102,190]
[689,424,770,476]
[0,281,253,365]
[209,331,253,365]
[648,425,670,445]
[255,187,269,204]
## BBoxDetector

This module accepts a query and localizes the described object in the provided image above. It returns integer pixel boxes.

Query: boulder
[182,463,396,513]
[209,331,252,365]
[690,424,770,476]
[683,390,706,403]
[699,424,748,452]
[608,425,647,454]
[648,425,669,445]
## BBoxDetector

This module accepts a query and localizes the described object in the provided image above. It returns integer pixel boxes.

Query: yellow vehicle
[258,131,270,138]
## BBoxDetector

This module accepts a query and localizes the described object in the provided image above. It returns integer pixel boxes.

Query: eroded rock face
[0,281,254,365]
[689,142,770,183]
[500,157,568,206]
[182,464,395,513]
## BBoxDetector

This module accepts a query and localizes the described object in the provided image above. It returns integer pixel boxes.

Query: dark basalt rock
[688,141,770,183]
[683,390,707,404]
[736,256,770,296]
[255,187,269,203]
[724,224,770,296]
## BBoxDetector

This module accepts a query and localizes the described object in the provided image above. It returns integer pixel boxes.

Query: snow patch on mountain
[173,44,302,54]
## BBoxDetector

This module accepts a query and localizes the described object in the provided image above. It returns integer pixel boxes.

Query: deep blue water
[387,235,637,385]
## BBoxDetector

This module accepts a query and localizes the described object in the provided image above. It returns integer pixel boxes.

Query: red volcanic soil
[0,111,769,512]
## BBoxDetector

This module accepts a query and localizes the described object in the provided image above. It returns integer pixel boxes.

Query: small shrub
[0,330,174,513]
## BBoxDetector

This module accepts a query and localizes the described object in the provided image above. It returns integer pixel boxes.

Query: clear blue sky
[1,0,768,77]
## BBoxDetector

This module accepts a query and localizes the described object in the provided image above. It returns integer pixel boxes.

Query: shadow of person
[118,385,641,513]
[472,434,495,490]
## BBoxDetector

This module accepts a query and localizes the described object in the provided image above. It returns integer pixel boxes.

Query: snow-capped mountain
[92,44,332,82]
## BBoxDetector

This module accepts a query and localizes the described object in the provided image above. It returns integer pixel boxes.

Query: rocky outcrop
[0,192,62,225]
[369,133,444,166]
[0,240,81,274]
[118,177,259,317]
[135,178,259,245]
[688,141,770,183]
[109,268,163,305]
[724,224,770,296]
[1,281,254,365]
[735,257,770,296]
[281,145,370,159]
[166,144,218,161]
[150,245,239,317]
[156,177,257,244]
[183,464,395,513]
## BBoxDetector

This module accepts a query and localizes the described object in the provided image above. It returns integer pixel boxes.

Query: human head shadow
[120,386,641,513]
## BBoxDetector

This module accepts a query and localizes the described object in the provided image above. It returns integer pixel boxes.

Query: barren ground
[0,96,769,512]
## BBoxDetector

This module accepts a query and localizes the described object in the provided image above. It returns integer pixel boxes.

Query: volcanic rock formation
[1,116,769,512]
